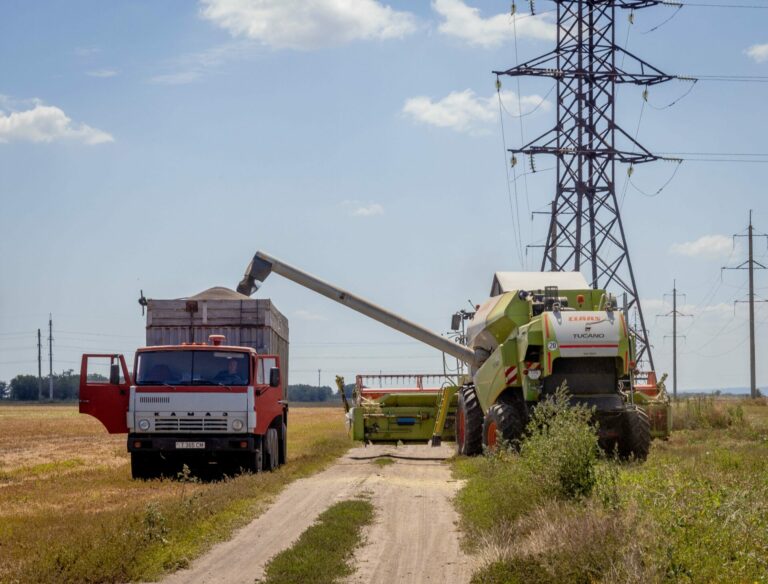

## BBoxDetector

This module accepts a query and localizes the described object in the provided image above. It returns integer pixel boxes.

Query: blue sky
[0,0,766,391]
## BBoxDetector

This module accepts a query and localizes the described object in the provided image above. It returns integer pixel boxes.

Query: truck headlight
[138,419,151,431]
[232,419,244,431]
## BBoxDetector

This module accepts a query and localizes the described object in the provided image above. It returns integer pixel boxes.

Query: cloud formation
[670,235,733,259]
[432,0,554,47]
[87,69,118,78]
[343,201,384,217]
[402,89,550,134]
[199,0,417,50]
[0,103,113,145]
[745,43,768,63]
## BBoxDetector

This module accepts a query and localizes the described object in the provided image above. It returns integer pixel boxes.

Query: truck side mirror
[451,314,461,331]
[269,367,280,388]
[110,362,121,385]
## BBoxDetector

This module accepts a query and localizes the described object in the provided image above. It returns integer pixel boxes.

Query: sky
[0,0,767,392]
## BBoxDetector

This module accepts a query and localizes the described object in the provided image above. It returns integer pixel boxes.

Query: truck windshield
[136,350,250,386]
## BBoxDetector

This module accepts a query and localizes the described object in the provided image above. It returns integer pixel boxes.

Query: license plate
[175,441,205,449]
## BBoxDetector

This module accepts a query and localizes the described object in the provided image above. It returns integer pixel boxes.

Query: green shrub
[520,386,600,500]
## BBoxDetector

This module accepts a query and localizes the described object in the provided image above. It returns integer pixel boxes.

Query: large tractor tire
[455,385,483,456]
[263,427,280,471]
[482,395,528,452]
[619,408,651,461]
[131,452,160,480]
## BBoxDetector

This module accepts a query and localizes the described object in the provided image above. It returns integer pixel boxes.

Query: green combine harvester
[238,252,670,459]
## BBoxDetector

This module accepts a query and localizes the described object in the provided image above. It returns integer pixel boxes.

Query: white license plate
[175,441,206,449]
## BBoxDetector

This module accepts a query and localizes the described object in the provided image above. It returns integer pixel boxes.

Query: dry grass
[0,403,350,583]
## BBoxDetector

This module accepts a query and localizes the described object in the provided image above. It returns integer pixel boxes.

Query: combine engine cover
[547,311,624,359]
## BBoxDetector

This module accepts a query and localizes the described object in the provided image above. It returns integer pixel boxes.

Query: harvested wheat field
[0,403,350,584]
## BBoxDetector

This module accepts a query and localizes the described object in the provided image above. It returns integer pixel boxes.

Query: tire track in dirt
[160,444,473,584]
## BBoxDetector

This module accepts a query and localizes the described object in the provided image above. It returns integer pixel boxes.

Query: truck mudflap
[127,433,259,455]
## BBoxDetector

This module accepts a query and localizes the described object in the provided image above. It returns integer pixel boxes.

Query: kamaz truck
[79,288,289,479]
[238,252,662,459]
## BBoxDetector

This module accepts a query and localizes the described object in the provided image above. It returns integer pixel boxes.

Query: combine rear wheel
[482,396,528,452]
[619,408,651,461]
[455,385,483,456]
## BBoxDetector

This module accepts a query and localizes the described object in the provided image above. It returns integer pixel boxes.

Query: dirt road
[161,444,473,584]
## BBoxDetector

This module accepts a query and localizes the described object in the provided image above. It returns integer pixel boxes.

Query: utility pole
[48,314,53,401]
[37,328,43,401]
[317,369,321,388]
[723,211,768,398]
[494,0,680,372]
[658,281,691,399]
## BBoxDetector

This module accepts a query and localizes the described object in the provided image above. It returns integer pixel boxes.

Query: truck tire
[131,452,159,480]
[456,385,483,456]
[619,408,651,461]
[279,422,287,465]
[482,395,528,452]
[263,428,279,471]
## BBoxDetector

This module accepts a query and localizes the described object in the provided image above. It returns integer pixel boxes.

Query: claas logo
[567,316,602,322]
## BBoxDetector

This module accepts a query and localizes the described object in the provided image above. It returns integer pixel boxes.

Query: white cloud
[670,235,733,259]
[432,0,554,47]
[0,103,113,145]
[295,309,328,321]
[402,89,550,134]
[745,43,768,63]
[343,201,384,217]
[199,0,417,50]
[87,69,118,78]
[150,71,203,85]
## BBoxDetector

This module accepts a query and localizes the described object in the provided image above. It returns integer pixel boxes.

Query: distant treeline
[0,374,355,403]
[0,370,100,401]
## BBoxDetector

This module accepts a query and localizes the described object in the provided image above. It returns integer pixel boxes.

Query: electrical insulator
[511,2,516,16]
[642,87,649,102]
[627,165,634,177]
[529,0,535,15]
[529,155,536,172]
[496,78,502,92]
[510,155,518,168]
[628,10,634,24]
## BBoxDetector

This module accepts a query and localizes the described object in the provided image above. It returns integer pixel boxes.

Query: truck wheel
[263,428,279,471]
[279,422,287,465]
[619,408,651,461]
[131,452,159,480]
[455,385,483,456]
[482,396,528,452]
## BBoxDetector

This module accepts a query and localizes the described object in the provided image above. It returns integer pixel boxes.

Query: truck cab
[79,335,287,479]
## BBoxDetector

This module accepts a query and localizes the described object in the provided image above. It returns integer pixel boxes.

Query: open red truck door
[79,354,132,433]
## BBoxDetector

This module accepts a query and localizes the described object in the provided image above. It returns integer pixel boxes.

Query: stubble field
[0,403,350,584]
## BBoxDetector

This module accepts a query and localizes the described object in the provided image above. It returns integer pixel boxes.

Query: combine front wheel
[482,396,528,452]
[456,385,483,456]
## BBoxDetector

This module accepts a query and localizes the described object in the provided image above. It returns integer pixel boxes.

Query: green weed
[259,498,374,584]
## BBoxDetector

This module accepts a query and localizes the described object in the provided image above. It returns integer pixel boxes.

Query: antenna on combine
[493,0,685,371]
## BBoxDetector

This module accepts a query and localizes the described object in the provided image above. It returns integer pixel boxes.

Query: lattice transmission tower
[494,0,678,370]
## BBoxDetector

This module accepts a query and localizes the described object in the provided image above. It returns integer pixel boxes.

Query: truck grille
[139,396,171,404]
[153,417,229,432]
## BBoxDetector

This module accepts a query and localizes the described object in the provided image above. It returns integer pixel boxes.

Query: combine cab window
[136,351,250,386]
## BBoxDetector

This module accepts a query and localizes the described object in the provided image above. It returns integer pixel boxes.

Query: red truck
[80,337,287,479]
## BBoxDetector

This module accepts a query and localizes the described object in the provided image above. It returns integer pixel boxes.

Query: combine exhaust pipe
[238,251,477,366]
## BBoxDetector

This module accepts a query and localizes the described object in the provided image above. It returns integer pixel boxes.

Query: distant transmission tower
[494,0,679,370]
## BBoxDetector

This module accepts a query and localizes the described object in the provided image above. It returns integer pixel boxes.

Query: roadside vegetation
[454,393,768,583]
[0,404,350,584]
[258,498,374,584]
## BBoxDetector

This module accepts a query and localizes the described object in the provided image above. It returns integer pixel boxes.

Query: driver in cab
[214,358,243,385]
